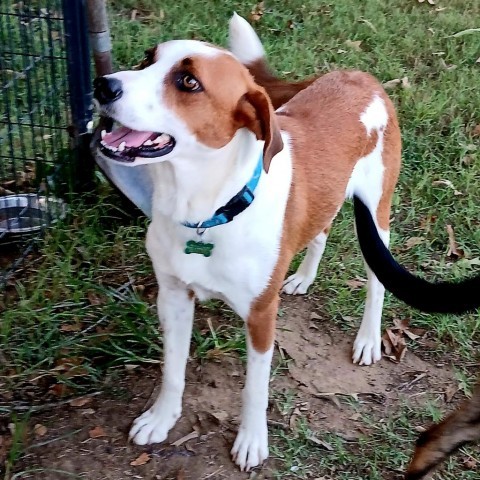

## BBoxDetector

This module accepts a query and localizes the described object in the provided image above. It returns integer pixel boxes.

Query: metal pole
[62,0,96,193]
[86,0,113,76]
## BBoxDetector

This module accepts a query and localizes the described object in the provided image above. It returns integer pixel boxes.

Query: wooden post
[86,0,113,76]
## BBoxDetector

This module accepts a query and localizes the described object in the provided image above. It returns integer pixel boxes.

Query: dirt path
[14,296,458,479]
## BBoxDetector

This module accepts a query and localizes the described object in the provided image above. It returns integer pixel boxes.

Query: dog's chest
[147,152,292,319]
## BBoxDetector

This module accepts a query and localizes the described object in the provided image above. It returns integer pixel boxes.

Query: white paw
[129,407,180,445]
[352,331,381,366]
[231,423,268,471]
[282,273,314,295]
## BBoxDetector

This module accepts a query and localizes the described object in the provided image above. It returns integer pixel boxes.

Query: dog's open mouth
[98,122,176,162]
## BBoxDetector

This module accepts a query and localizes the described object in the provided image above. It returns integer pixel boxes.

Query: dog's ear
[234,86,283,172]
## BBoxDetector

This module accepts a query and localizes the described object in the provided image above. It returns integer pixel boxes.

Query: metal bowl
[0,194,67,241]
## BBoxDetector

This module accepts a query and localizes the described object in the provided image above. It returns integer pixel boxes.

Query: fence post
[62,0,95,192]
[86,0,113,76]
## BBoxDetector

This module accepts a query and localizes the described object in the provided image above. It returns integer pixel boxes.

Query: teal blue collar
[182,154,263,230]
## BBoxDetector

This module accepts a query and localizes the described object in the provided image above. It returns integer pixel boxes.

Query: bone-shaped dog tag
[184,240,214,257]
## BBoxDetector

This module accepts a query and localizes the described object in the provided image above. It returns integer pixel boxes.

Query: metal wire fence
[0,0,93,286]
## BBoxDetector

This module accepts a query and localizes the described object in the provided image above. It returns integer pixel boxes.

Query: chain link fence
[0,0,93,286]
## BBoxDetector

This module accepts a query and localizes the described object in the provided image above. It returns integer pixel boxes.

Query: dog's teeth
[153,133,169,144]
[144,139,153,146]
[101,129,106,139]
[100,140,106,146]
[118,142,126,152]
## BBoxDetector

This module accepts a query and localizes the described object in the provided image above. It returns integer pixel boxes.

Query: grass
[1,0,480,478]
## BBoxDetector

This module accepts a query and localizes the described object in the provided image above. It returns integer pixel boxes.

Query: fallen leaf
[125,364,140,372]
[415,425,426,432]
[48,383,73,397]
[87,291,105,306]
[345,39,362,51]
[404,329,422,341]
[211,410,229,423]
[432,179,463,196]
[249,1,265,22]
[392,318,411,332]
[405,237,424,250]
[289,407,301,429]
[446,224,464,259]
[171,430,199,447]
[80,408,95,415]
[306,434,333,450]
[472,124,480,137]
[33,424,47,438]
[130,452,150,466]
[444,384,458,403]
[69,397,92,407]
[346,277,366,289]
[88,426,107,438]
[382,327,407,362]
[401,76,411,89]
[383,78,401,90]
[439,58,457,70]
[463,456,477,469]
[60,323,82,332]
[358,17,377,33]
[461,155,474,166]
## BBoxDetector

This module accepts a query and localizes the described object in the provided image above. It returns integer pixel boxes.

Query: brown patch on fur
[246,70,401,354]
[163,53,282,168]
[134,46,158,70]
[406,382,480,480]
[235,89,283,171]
[247,292,281,353]
[188,289,195,300]
[246,59,318,109]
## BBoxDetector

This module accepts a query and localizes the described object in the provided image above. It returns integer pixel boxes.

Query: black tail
[353,195,480,314]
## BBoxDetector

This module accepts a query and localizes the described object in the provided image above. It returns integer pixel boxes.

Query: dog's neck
[150,129,263,224]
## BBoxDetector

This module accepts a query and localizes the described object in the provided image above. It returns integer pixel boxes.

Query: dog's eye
[176,73,203,92]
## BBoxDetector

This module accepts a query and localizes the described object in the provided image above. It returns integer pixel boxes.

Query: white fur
[282,232,329,295]
[231,335,273,471]
[360,94,388,136]
[129,277,194,444]
[229,12,265,64]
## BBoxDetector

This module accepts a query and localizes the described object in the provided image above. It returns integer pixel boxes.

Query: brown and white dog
[93,14,401,471]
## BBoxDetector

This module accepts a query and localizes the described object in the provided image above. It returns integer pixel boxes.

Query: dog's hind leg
[129,275,194,445]
[282,227,330,295]
[349,95,400,366]
[352,223,390,365]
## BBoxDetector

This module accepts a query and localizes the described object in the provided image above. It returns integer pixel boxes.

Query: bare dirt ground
[11,296,459,480]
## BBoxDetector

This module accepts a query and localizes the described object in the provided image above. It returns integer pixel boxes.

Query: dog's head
[94,40,283,171]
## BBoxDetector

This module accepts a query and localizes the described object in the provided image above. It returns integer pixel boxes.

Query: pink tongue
[103,127,154,148]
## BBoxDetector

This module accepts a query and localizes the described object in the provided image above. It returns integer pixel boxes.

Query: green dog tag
[184,240,214,257]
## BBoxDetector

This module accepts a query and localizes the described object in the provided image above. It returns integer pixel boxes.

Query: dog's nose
[93,76,123,105]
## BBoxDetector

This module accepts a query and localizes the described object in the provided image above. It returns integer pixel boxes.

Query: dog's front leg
[231,295,278,471]
[130,276,194,445]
